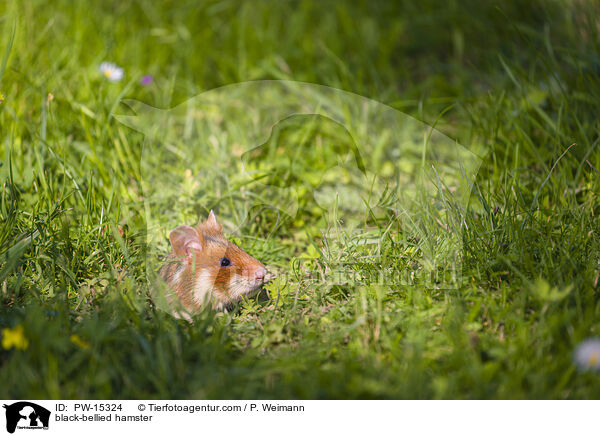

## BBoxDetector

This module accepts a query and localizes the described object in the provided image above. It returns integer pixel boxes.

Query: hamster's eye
[220,257,231,267]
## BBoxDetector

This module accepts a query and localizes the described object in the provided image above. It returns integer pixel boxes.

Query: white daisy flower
[99,62,124,82]
[573,338,600,371]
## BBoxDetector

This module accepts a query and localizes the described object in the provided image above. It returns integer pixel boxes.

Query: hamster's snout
[254,267,266,283]
[244,265,267,289]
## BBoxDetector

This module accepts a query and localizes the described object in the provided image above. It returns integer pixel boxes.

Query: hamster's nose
[255,267,266,283]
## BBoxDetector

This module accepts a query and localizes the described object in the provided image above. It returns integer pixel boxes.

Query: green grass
[1,0,599,399]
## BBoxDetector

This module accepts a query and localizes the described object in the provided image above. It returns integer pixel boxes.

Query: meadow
[0,0,599,399]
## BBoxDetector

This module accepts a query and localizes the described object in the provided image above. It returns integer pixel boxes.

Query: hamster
[159,210,267,315]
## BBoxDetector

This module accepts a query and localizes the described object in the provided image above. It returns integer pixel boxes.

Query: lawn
[0,0,599,399]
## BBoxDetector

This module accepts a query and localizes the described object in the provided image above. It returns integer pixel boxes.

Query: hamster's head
[162,211,267,312]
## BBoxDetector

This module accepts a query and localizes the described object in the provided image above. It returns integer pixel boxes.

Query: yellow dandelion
[1,325,29,350]
[70,334,91,349]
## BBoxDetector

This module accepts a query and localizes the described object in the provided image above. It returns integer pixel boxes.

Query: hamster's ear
[204,210,223,233]
[169,225,203,259]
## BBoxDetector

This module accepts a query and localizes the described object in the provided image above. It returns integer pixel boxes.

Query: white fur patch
[170,265,183,287]
[193,269,215,306]
[228,276,257,300]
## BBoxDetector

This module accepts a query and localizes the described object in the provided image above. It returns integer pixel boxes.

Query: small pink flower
[140,75,154,85]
